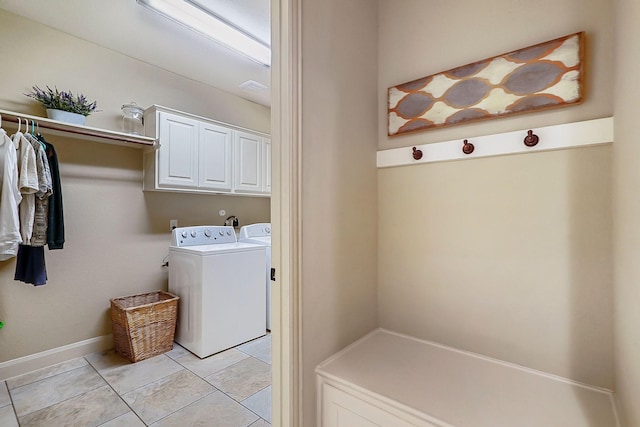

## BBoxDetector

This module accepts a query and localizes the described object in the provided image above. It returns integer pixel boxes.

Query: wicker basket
[110,291,179,363]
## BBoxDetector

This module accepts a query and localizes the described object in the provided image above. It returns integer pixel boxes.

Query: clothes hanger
[12,117,23,148]
[32,120,45,148]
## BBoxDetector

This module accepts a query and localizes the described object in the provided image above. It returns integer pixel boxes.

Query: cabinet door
[262,137,271,194]
[234,131,263,193]
[158,111,199,188]
[321,383,422,427]
[199,122,232,191]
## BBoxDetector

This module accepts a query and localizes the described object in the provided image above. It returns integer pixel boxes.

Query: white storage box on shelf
[316,329,619,427]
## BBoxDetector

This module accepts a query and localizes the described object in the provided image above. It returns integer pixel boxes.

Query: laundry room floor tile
[205,357,271,401]
[249,419,271,427]
[98,411,146,426]
[17,385,128,427]
[0,381,10,407]
[150,390,259,427]
[237,334,272,364]
[10,364,105,417]
[169,346,250,378]
[2,339,272,425]
[86,351,183,394]
[6,357,88,390]
[0,405,18,427]
[242,385,272,422]
[122,369,215,425]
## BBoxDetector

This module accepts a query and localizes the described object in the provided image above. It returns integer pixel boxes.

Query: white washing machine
[239,223,272,330]
[169,226,266,358]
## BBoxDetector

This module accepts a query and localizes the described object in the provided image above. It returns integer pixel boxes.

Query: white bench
[316,329,619,427]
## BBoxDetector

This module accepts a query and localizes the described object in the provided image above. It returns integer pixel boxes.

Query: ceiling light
[137,0,270,67]
[239,80,268,93]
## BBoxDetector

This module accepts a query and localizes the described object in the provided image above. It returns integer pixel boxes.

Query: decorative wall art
[388,32,585,136]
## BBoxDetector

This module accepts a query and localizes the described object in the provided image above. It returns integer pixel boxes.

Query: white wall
[0,10,270,364]
[300,0,379,425]
[613,0,640,424]
[377,0,614,389]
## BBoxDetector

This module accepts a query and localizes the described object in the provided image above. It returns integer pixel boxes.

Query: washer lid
[169,241,266,255]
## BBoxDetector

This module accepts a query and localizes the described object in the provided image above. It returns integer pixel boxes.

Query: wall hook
[462,139,474,154]
[412,147,423,160]
[523,130,539,147]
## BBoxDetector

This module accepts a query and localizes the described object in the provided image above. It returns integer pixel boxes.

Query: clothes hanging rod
[0,108,157,148]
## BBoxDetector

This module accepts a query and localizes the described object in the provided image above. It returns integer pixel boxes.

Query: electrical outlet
[170,219,178,231]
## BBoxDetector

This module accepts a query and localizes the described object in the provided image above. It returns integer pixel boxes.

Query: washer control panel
[239,223,271,240]
[171,226,237,247]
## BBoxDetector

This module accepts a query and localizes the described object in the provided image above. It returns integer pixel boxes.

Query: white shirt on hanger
[0,129,23,260]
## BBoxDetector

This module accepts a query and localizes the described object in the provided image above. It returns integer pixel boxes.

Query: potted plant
[25,85,98,125]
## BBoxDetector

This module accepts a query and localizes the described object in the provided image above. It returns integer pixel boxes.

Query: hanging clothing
[26,134,52,247]
[38,135,64,250]
[13,132,53,286]
[0,129,22,261]
[14,244,47,286]
[14,131,39,245]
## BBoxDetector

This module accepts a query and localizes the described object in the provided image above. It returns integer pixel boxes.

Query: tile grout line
[8,340,273,426]
[163,347,272,424]
[8,363,106,422]
[200,358,272,424]
[86,356,148,427]
[147,388,219,426]
[3,380,20,426]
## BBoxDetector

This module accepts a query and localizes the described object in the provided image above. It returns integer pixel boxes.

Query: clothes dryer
[239,223,272,330]
[169,226,266,358]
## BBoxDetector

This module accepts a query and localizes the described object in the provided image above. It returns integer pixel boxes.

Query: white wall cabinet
[234,131,263,193]
[233,132,271,194]
[156,112,200,189]
[199,122,233,191]
[143,105,269,196]
[263,137,271,193]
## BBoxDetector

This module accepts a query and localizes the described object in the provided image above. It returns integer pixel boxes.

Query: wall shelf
[0,108,157,149]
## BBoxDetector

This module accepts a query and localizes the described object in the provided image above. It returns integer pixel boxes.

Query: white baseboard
[0,335,113,381]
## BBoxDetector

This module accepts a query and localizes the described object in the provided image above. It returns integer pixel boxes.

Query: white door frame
[271,0,302,425]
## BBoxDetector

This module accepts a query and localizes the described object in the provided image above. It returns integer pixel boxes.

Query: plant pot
[46,109,86,125]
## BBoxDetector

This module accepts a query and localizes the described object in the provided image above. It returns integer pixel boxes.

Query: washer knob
[219,230,225,236]
[181,231,188,238]
[190,231,196,238]
[226,230,232,236]
[204,230,212,237]
[265,227,271,234]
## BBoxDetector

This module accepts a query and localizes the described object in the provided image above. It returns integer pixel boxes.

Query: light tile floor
[0,334,272,427]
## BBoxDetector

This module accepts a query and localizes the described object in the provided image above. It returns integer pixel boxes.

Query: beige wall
[377,0,614,389]
[613,0,640,424]
[300,0,379,425]
[0,10,270,363]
